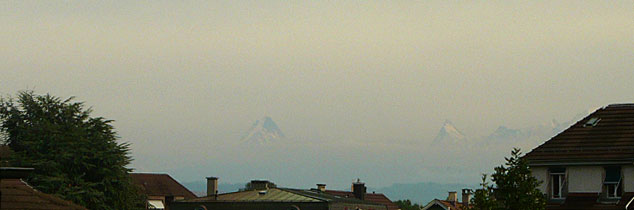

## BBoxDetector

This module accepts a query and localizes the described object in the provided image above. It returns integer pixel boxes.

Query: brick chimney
[447,191,457,204]
[352,179,366,200]
[250,180,271,190]
[206,177,218,197]
[317,184,326,192]
[462,189,472,207]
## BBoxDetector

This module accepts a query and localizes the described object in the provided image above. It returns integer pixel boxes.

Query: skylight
[584,117,601,127]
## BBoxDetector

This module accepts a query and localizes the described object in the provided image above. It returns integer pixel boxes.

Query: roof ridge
[607,103,634,108]
[130,172,169,175]
[325,189,387,196]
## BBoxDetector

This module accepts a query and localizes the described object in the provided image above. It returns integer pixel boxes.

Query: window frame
[604,167,622,199]
[549,168,566,199]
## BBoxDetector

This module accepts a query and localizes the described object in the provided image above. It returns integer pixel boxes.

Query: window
[604,167,622,198]
[550,168,566,199]
[147,200,165,210]
[584,117,601,127]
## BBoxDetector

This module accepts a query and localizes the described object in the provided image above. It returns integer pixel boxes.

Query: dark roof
[183,188,321,203]
[1,179,86,210]
[287,188,387,206]
[324,190,400,210]
[130,173,197,199]
[524,104,634,165]
[181,188,387,207]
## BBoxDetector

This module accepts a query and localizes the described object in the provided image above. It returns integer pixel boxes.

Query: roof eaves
[528,159,634,166]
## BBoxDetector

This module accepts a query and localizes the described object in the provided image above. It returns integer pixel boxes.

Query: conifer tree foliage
[394,199,422,210]
[469,175,500,210]
[468,148,546,210]
[0,91,145,209]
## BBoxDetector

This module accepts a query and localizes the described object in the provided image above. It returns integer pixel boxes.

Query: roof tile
[1,179,87,210]
[524,104,634,164]
[130,173,197,199]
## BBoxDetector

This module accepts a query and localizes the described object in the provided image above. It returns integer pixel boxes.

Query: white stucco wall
[530,166,548,194]
[624,165,634,192]
[568,166,603,193]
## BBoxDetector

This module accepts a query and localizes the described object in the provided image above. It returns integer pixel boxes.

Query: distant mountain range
[433,120,466,144]
[432,110,593,148]
[240,116,285,144]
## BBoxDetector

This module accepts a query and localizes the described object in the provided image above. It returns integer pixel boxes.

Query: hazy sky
[2,1,633,189]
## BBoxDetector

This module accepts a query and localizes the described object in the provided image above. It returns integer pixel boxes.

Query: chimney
[206,177,218,197]
[250,180,271,190]
[462,189,472,207]
[447,191,457,204]
[317,184,326,192]
[352,179,366,200]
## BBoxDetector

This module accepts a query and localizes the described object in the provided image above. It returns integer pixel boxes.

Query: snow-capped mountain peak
[433,120,466,143]
[240,116,285,144]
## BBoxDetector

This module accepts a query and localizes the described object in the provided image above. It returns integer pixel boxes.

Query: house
[320,180,400,210]
[170,178,389,210]
[1,167,87,210]
[422,189,472,210]
[524,104,634,210]
[130,173,198,210]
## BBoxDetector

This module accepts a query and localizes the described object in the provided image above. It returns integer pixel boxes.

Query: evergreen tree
[468,148,546,210]
[0,91,145,209]
[394,199,422,210]
[469,175,500,210]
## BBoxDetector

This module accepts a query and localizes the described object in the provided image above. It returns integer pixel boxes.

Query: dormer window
[584,117,601,127]
[604,167,622,198]
[549,168,566,199]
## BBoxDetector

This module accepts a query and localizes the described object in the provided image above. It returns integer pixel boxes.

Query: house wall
[531,165,634,195]
[568,166,602,193]
[530,166,548,194]
[624,165,634,192]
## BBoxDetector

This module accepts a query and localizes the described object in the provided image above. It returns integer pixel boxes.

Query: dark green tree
[0,91,145,209]
[469,175,500,210]
[394,199,422,210]
[468,148,546,210]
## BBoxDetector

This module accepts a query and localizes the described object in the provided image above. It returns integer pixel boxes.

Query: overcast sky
[2,1,633,188]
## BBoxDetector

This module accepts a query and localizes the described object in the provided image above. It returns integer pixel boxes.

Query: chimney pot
[462,189,472,207]
[317,184,326,192]
[206,177,218,197]
[447,191,458,204]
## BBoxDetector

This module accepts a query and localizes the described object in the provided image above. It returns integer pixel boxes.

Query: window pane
[604,167,621,183]
[553,175,560,197]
